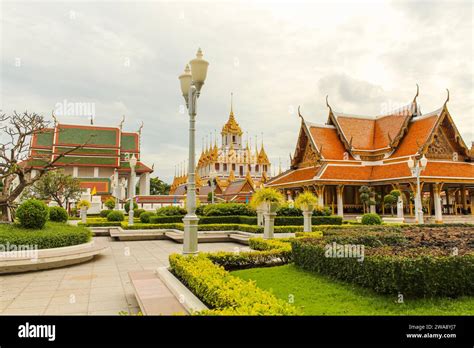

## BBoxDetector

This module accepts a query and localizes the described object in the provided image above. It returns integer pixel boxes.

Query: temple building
[28,119,153,209]
[266,89,474,223]
[169,96,271,202]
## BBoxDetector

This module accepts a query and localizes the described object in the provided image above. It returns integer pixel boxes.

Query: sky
[1,0,472,183]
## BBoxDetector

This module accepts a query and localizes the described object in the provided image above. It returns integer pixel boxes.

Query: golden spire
[221,93,243,135]
[245,170,254,188]
[228,169,236,183]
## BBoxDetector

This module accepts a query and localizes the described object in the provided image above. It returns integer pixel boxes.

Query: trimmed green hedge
[203,203,256,216]
[169,253,298,315]
[291,238,474,297]
[78,221,122,227]
[0,222,92,249]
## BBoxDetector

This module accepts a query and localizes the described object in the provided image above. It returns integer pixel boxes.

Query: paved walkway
[0,237,247,315]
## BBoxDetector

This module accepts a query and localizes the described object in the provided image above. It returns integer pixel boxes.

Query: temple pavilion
[28,120,153,204]
[266,89,474,223]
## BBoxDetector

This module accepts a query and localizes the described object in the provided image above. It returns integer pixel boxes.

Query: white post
[434,183,443,223]
[302,210,313,232]
[397,195,404,219]
[415,168,423,224]
[81,207,87,223]
[128,165,136,226]
[337,185,344,218]
[263,211,276,239]
[183,86,199,254]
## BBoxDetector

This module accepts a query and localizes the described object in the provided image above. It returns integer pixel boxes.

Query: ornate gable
[291,122,320,168]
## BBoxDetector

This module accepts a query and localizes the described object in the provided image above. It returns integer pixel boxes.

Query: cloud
[1,0,472,183]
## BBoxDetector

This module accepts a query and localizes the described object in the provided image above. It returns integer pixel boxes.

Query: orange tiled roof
[333,113,410,151]
[391,113,440,158]
[308,125,348,159]
[422,161,474,178]
[223,179,253,195]
[268,166,319,186]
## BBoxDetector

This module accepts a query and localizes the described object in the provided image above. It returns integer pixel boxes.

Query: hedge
[16,199,49,229]
[78,221,122,227]
[150,215,184,224]
[291,238,474,297]
[202,203,256,216]
[48,206,68,223]
[0,222,92,249]
[169,254,298,315]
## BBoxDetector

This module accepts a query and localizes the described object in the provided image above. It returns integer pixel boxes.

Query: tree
[359,186,376,214]
[23,170,84,208]
[0,111,92,221]
[149,177,170,195]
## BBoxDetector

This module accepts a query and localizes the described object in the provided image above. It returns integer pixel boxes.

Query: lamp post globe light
[178,48,209,255]
[128,154,137,226]
[408,154,428,224]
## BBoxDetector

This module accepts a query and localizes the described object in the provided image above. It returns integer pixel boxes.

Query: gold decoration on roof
[222,94,243,135]
[258,144,270,164]
[227,169,236,183]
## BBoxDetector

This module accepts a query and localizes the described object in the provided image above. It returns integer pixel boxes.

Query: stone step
[128,271,187,315]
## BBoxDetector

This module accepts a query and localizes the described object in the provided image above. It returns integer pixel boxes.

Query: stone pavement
[0,237,247,315]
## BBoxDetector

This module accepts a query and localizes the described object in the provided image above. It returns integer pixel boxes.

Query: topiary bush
[140,211,155,223]
[16,199,49,229]
[276,205,302,216]
[48,206,68,223]
[99,209,112,218]
[203,203,256,216]
[124,201,138,213]
[156,205,187,216]
[107,210,125,221]
[313,206,332,216]
[361,213,382,225]
[133,208,146,217]
[104,197,116,210]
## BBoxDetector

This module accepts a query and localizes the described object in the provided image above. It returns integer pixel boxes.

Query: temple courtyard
[0,238,245,315]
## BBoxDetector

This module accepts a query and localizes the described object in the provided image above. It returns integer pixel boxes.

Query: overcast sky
[1,0,472,183]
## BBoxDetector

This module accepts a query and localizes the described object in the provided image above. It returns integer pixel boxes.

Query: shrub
[104,198,116,210]
[124,201,138,213]
[198,215,243,224]
[16,199,49,229]
[156,206,187,216]
[195,205,205,215]
[123,222,184,230]
[107,210,125,221]
[78,221,122,227]
[0,222,92,249]
[133,208,146,217]
[313,206,332,216]
[294,191,318,211]
[276,205,302,216]
[203,203,256,216]
[291,238,474,297]
[169,254,298,315]
[361,213,382,225]
[150,215,184,224]
[48,206,68,223]
[99,209,112,218]
[77,200,91,209]
[140,211,155,223]
[249,188,284,210]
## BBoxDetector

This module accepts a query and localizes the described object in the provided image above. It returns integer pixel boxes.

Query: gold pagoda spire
[221,93,243,135]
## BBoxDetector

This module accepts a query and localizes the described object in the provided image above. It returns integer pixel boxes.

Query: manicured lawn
[231,264,474,315]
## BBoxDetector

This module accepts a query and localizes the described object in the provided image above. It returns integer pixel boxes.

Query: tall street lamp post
[407,154,428,224]
[128,154,137,226]
[179,48,209,255]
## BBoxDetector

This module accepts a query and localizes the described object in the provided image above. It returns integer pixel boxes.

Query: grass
[231,264,474,315]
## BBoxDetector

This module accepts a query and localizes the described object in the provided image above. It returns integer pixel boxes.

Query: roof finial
[230,92,234,115]
[51,110,58,126]
[119,115,125,130]
[444,88,450,106]
[325,95,332,112]
[413,83,419,102]
[137,121,144,136]
[261,132,264,149]
[297,105,304,121]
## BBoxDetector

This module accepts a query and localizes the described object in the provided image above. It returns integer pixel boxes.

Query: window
[232,164,236,171]
[239,166,243,176]
[255,165,259,172]
[223,164,227,171]
[215,163,220,171]
[232,135,236,143]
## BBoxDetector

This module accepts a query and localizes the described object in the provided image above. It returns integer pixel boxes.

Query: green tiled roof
[55,147,118,155]
[34,130,54,147]
[54,156,117,165]
[57,127,118,147]
[120,134,138,151]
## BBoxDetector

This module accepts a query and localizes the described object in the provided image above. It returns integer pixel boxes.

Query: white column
[73,166,79,178]
[93,167,99,178]
[397,195,404,219]
[434,183,443,223]
[263,211,276,239]
[139,172,150,196]
[336,185,344,218]
[303,210,313,232]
